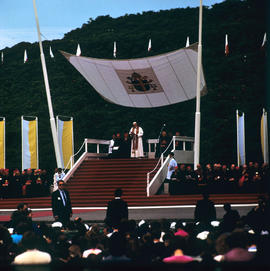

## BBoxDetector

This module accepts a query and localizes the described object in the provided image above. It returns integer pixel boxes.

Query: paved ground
[0,203,257,224]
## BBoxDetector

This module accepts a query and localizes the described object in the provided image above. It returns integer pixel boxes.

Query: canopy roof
[61,43,206,108]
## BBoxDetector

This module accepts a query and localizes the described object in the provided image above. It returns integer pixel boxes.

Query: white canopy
[61,43,206,108]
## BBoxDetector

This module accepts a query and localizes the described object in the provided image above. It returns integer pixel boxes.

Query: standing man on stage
[51,180,72,227]
[165,152,178,194]
[129,122,144,158]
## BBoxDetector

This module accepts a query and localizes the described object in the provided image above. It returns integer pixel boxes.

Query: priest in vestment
[129,122,144,158]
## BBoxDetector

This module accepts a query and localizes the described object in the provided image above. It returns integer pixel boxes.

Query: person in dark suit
[194,193,216,225]
[51,180,72,227]
[105,188,128,229]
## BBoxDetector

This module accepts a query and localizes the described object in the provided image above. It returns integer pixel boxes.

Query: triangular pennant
[49,46,54,58]
[113,41,117,58]
[76,44,81,56]
[24,49,28,63]
[186,36,190,47]
[148,39,152,52]
[225,34,229,56]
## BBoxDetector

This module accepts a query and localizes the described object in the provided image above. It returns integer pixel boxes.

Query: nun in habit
[129,122,144,158]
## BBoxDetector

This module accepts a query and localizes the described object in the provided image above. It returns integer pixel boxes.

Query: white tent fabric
[61,43,206,108]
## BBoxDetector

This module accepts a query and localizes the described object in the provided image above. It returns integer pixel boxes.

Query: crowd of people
[167,161,269,195]
[0,193,270,268]
[0,168,51,199]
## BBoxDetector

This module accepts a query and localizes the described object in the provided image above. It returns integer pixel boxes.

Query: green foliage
[0,0,267,169]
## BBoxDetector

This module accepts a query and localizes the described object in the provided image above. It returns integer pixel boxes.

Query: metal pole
[21,116,24,171]
[85,138,88,153]
[147,173,150,197]
[71,117,74,167]
[36,117,39,169]
[263,109,269,164]
[3,117,5,169]
[32,0,62,168]
[236,110,240,167]
[194,0,203,170]
[243,112,246,165]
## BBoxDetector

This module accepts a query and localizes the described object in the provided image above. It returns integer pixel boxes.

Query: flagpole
[21,116,24,171]
[194,0,203,170]
[36,116,39,169]
[32,0,63,168]
[236,110,240,167]
[263,108,269,163]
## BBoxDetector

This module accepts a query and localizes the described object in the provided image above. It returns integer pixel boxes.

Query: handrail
[146,136,194,196]
[63,138,111,183]
[84,138,110,154]
[63,151,88,182]
[146,137,175,196]
[64,139,87,172]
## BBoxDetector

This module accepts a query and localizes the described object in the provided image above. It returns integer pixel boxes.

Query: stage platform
[0,194,260,223]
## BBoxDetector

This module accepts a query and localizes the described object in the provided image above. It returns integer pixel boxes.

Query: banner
[22,116,38,170]
[57,116,74,169]
[261,108,269,163]
[236,110,246,166]
[0,118,5,168]
[61,42,206,108]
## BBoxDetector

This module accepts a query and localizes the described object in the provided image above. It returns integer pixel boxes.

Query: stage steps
[0,158,263,209]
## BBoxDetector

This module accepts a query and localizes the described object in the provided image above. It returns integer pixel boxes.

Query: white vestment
[129,126,144,158]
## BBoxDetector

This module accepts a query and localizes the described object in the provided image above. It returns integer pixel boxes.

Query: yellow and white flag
[261,108,269,163]
[57,116,74,169]
[236,110,246,166]
[0,118,5,168]
[22,116,38,170]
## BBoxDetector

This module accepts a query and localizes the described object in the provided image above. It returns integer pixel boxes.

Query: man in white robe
[129,122,144,158]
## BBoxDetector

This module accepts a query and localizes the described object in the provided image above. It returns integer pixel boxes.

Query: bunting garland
[0,33,267,64]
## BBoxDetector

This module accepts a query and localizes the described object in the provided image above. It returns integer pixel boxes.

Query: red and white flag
[186,36,190,47]
[261,32,267,48]
[113,41,117,58]
[76,44,81,56]
[24,49,28,63]
[148,38,152,52]
[225,34,229,56]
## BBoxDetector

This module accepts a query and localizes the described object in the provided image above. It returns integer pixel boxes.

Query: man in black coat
[194,192,216,225]
[51,180,72,227]
[105,188,128,229]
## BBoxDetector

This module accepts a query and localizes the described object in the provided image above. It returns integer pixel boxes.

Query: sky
[0,0,224,50]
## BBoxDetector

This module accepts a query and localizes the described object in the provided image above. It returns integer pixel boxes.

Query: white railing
[147,139,159,158]
[146,137,174,196]
[63,138,110,182]
[146,136,194,196]
[84,138,110,156]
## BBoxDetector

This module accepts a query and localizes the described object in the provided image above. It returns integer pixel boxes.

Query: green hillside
[0,0,267,169]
